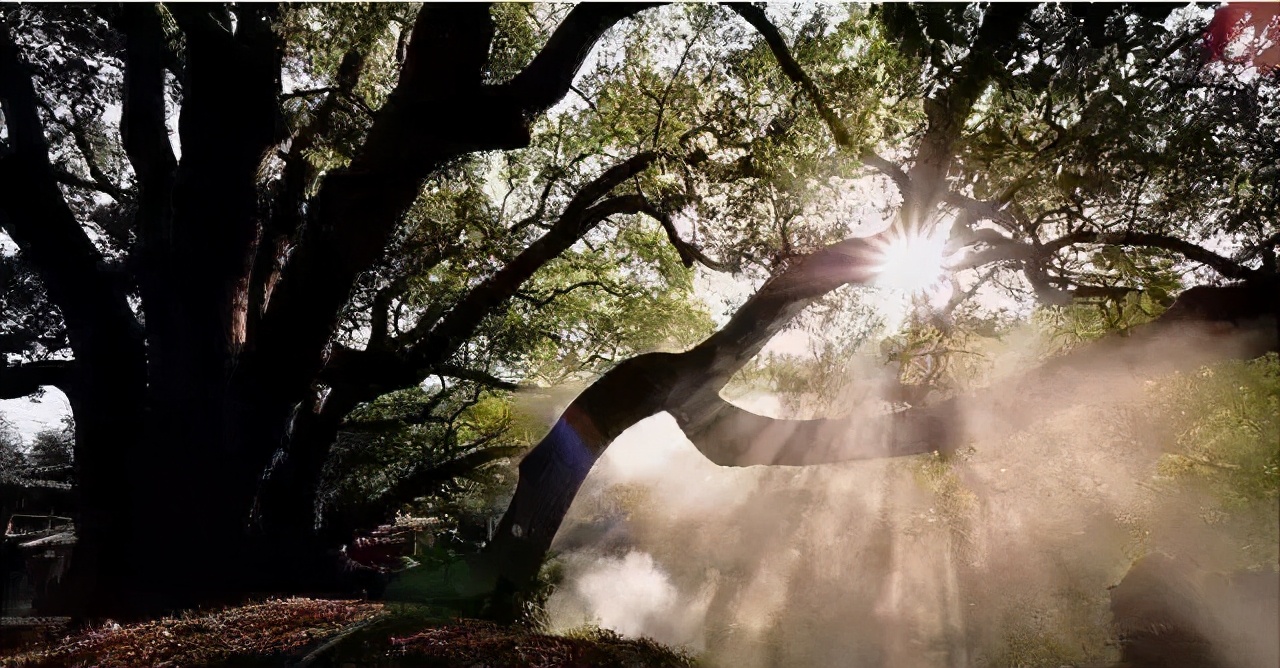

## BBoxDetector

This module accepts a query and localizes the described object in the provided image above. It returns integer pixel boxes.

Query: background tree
[0,415,23,477]
[27,417,74,471]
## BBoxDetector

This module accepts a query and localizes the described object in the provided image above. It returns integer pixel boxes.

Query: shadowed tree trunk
[0,3,662,616]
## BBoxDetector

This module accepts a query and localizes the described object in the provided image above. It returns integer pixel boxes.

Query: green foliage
[1150,354,1280,509]
[321,384,522,532]
[487,4,542,85]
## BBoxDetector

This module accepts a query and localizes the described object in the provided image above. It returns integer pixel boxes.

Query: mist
[539,320,1280,667]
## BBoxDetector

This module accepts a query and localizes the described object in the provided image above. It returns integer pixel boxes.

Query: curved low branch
[669,395,955,467]
[479,231,886,596]
[481,253,1278,602]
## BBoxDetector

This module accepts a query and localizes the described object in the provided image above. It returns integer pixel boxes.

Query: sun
[870,227,951,294]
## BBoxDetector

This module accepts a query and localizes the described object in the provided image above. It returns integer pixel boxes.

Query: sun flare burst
[870,227,953,294]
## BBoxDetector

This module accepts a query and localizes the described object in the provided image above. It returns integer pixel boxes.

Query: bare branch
[726,3,853,148]
[513,280,626,308]
[633,198,733,271]
[51,166,125,201]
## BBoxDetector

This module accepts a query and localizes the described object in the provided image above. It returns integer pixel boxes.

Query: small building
[345,514,443,572]
[1,467,75,618]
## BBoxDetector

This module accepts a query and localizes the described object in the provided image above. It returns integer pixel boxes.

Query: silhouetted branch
[0,360,73,399]
[51,167,125,202]
[513,280,626,308]
[634,198,733,271]
[504,3,662,116]
[45,112,128,203]
[1042,231,1259,281]
[119,3,179,251]
[400,152,660,358]
[0,22,141,346]
[432,364,533,392]
[338,443,526,537]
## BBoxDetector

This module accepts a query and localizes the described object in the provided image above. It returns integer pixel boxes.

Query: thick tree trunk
[57,352,146,619]
[121,390,285,612]
[244,392,365,595]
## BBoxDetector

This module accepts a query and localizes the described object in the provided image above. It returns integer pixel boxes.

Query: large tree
[0,2,1274,619]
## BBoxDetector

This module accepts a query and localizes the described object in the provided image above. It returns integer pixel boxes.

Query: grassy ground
[0,599,695,668]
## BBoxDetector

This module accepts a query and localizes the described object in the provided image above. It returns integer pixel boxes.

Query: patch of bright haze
[548,323,1277,666]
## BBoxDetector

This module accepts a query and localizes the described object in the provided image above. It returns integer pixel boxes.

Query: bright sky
[0,391,69,442]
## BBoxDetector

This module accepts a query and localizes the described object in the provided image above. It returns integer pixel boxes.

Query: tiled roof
[17,530,76,549]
